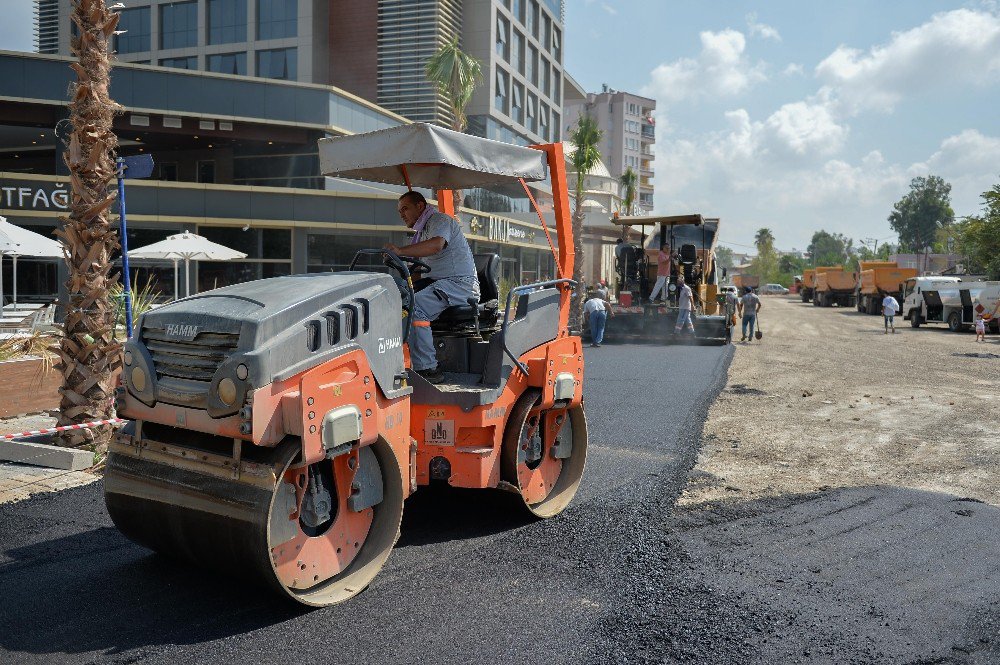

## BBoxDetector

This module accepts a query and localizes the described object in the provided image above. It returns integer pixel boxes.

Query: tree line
[736,174,1000,286]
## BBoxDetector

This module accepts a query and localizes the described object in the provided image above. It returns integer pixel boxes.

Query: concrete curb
[0,438,94,471]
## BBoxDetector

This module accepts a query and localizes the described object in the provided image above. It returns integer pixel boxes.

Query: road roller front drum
[105,436,403,607]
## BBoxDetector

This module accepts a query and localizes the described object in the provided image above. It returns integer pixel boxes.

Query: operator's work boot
[414,367,445,385]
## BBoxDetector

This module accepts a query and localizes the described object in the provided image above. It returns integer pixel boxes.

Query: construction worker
[647,243,670,304]
[738,286,762,342]
[384,191,479,384]
[725,287,740,343]
[673,275,695,334]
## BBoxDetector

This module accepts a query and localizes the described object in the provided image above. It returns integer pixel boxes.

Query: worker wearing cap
[385,191,479,385]
[673,276,696,334]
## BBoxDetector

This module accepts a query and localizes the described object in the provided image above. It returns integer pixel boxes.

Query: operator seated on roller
[384,191,479,385]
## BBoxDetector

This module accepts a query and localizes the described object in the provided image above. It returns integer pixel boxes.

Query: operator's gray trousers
[411,276,480,371]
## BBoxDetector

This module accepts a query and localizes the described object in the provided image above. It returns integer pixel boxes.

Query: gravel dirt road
[674,296,1000,663]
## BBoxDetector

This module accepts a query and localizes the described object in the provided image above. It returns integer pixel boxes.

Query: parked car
[762,283,790,295]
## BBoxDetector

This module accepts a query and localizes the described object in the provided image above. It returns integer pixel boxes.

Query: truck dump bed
[860,267,918,295]
[816,270,857,292]
[734,275,760,289]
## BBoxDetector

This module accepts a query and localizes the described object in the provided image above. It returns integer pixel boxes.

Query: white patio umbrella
[127,231,247,298]
[0,216,64,310]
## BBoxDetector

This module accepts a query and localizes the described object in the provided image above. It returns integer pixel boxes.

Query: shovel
[754,317,763,340]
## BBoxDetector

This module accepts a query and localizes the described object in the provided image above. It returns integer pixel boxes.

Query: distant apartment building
[563,85,656,213]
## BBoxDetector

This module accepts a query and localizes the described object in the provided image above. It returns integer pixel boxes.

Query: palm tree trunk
[52,0,123,450]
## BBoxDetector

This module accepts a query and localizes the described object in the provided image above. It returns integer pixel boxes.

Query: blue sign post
[116,154,155,338]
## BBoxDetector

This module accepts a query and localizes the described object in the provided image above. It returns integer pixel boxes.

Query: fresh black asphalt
[4,340,996,664]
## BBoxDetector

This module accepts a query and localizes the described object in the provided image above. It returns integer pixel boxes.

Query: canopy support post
[437,189,455,217]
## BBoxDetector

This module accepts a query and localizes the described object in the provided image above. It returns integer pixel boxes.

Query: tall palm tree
[568,113,603,329]
[619,166,638,216]
[425,36,483,211]
[52,0,123,450]
[755,227,775,251]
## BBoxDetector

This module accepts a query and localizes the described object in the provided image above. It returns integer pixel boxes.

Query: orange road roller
[105,124,588,606]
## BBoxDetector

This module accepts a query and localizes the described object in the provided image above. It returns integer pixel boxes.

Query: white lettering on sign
[424,420,455,446]
[165,323,200,340]
[1,184,70,211]
[377,336,401,354]
[486,215,531,243]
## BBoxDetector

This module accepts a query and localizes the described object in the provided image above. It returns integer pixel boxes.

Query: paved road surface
[0,342,732,665]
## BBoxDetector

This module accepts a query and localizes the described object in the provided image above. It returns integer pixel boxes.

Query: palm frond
[425,36,483,131]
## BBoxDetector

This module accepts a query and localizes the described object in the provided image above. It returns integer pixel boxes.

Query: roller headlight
[219,378,238,406]
[130,367,147,392]
[123,350,133,366]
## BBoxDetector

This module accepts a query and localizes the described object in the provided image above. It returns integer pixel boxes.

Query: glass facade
[197,227,292,292]
[208,0,248,45]
[257,48,297,80]
[116,7,150,54]
[207,52,247,75]
[160,56,197,70]
[160,2,198,50]
[307,232,410,273]
[257,0,298,40]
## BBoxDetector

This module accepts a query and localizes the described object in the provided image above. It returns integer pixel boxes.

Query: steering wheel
[349,249,429,342]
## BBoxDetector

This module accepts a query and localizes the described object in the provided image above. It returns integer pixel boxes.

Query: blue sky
[567,0,1000,251]
[4,1,998,251]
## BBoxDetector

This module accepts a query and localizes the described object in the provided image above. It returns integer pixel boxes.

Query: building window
[527,45,537,86]
[551,111,560,141]
[512,0,523,23]
[527,0,538,39]
[526,93,537,133]
[495,68,508,113]
[157,162,179,181]
[511,29,523,72]
[512,83,524,124]
[539,102,549,141]
[257,47,297,80]
[257,0,297,40]
[207,52,247,75]
[552,69,561,104]
[197,160,216,183]
[160,56,197,69]
[543,14,551,52]
[541,60,550,99]
[116,7,150,54]
[159,2,197,50]
[552,28,561,61]
[208,0,247,45]
[199,227,292,291]
[496,15,509,59]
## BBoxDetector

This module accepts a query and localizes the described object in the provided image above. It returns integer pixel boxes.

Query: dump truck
[813,268,857,307]
[799,267,839,303]
[600,214,727,344]
[902,276,1000,332]
[733,274,759,292]
[105,124,589,606]
[856,264,918,314]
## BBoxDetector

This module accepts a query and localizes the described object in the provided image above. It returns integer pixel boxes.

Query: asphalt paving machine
[105,124,588,606]
[600,214,727,344]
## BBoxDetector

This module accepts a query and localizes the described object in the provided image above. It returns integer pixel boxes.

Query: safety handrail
[500,278,576,375]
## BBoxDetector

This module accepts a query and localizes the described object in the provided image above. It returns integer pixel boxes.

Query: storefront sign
[0,183,70,211]
[469,214,535,244]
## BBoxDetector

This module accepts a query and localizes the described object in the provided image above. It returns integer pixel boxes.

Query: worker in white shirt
[584,294,614,347]
[882,294,900,334]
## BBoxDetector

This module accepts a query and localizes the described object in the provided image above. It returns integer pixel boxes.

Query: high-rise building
[564,85,656,213]
[461,0,565,146]
[36,0,330,81]
[36,0,564,141]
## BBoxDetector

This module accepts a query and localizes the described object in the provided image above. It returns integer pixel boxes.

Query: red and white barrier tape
[2,418,125,441]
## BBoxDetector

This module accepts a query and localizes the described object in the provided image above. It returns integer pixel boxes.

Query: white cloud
[746,12,781,42]
[642,29,768,105]
[651,121,998,248]
[601,3,617,16]
[782,63,804,76]
[763,102,848,156]
[816,8,1000,114]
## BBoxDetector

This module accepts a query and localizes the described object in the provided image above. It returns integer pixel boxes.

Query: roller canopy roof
[318,123,549,189]
[612,214,706,227]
